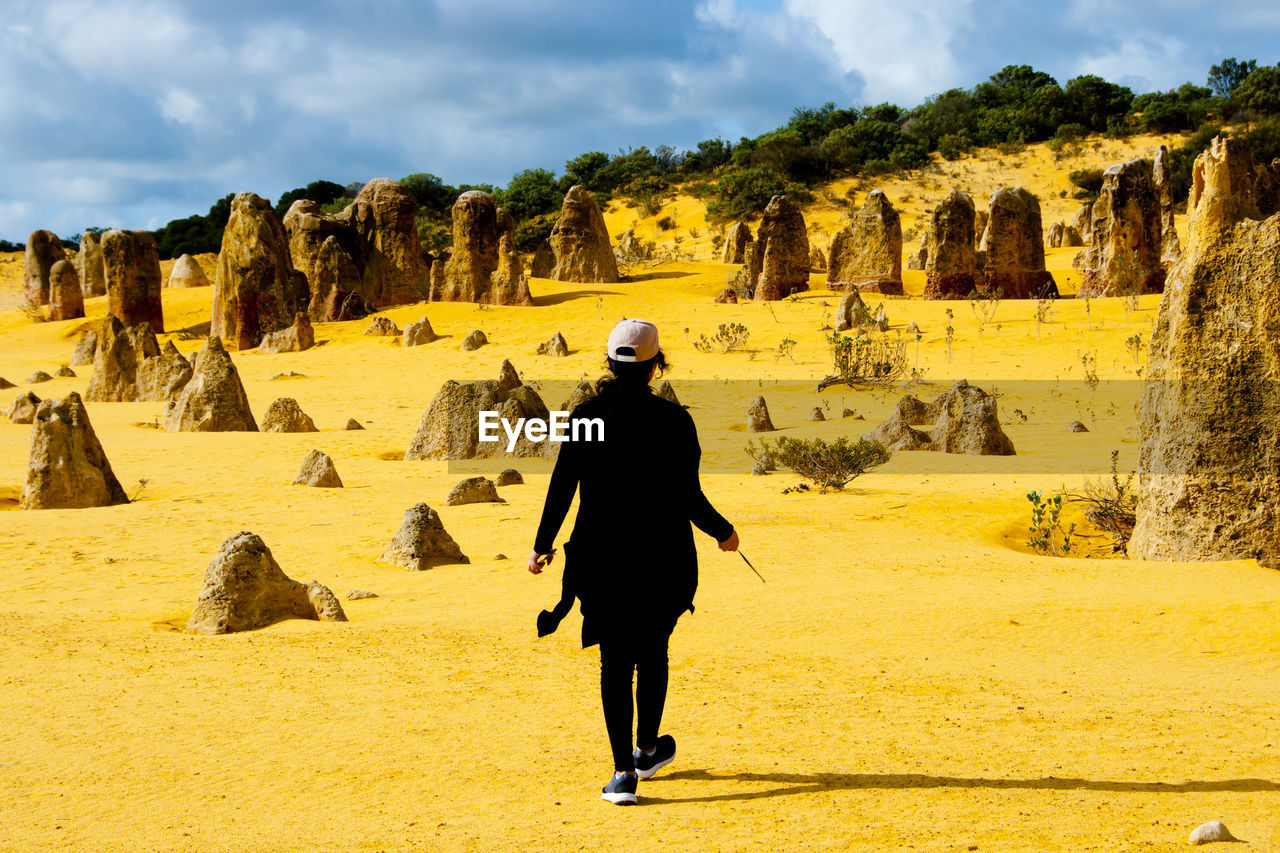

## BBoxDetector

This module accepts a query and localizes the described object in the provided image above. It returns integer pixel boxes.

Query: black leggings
[599,636,670,773]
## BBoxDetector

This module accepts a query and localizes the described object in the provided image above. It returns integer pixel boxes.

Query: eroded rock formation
[338,178,428,306]
[437,191,533,305]
[186,532,346,633]
[380,503,469,569]
[163,336,257,432]
[23,230,63,307]
[48,260,83,321]
[736,196,809,301]
[827,190,902,290]
[1131,137,1280,567]
[76,231,106,298]
[549,185,619,283]
[213,193,308,349]
[977,188,1054,298]
[1077,159,1166,298]
[20,392,128,510]
[103,230,164,332]
[404,379,552,460]
[167,254,211,289]
[722,221,753,264]
[922,190,981,300]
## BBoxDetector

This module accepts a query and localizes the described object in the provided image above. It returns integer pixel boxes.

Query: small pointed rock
[293,449,343,487]
[380,503,470,570]
[808,407,825,421]
[402,317,437,347]
[497,359,521,390]
[748,396,775,432]
[536,332,569,357]
[55,365,76,378]
[655,380,681,406]
[26,370,52,384]
[5,391,41,424]
[343,418,365,430]
[260,397,319,433]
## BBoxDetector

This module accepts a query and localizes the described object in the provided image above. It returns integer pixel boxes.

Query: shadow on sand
[638,768,1280,805]
[536,289,624,306]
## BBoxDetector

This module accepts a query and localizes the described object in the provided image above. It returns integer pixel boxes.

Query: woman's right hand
[718,530,739,551]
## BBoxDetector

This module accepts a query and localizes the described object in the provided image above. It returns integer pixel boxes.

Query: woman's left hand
[528,550,551,574]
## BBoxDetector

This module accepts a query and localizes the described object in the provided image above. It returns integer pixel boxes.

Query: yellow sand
[1,143,1278,852]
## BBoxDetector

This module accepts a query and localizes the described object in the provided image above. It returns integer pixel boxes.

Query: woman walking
[529,318,739,805]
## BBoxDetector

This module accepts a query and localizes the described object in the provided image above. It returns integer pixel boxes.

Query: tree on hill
[1235,65,1280,116]
[274,180,347,216]
[1208,57,1258,99]
[153,193,233,258]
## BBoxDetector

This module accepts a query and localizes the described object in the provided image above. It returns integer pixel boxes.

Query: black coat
[533,388,734,647]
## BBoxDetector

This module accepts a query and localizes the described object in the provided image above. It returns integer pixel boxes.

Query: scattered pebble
[494,554,508,560]
[346,590,378,601]
[270,371,306,380]
[26,370,52,384]
[1067,420,1089,432]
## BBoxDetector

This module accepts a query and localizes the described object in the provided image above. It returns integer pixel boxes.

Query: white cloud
[1075,35,1190,93]
[158,87,204,128]
[782,0,975,104]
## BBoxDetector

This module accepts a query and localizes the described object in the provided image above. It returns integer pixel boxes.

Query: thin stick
[739,551,765,583]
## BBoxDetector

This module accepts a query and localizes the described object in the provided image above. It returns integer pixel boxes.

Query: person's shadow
[638,768,1280,806]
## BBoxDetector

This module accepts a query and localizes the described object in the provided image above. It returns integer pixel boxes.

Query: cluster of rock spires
[404,365,553,461]
[85,315,192,403]
[910,188,1054,299]
[733,196,810,300]
[862,381,1015,455]
[24,228,164,328]
[431,191,532,306]
[1075,145,1182,298]
[1132,137,1280,567]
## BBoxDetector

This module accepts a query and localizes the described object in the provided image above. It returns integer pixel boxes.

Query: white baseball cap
[607,318,660,362]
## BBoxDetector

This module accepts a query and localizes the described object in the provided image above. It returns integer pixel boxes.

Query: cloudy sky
[1,0,1277,242]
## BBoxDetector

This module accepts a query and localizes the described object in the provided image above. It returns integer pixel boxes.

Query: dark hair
[595,351,667,397]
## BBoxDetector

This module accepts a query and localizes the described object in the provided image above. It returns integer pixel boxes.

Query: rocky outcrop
[714,288,737,303]
[48,260,83,321]
[977,188,1054,298]
[1131,137,1280,567]
[166,253,211,288]
[26,371,52,384]
[862,416,932,451]
[833,289,870,332]
[497,359,521,390]
[364,316,400,337]
[5,391,41,424]
[284,200,363,321]
[1045,221,1083,248]
[84,315,191,403]
[862,381,1014,454]
[1077,159,1166,298]
[70,330,97,366]
[186,532,346,634]
[748,396,775,432]
[404,379,552,460]
[103,230,165,333]
[735,196,809,300]
[549,185,619,283]
[402,317,437,347]
[536,332,569,357]
[212,193,308,349]
[293,449,342,487]
[722,221,753,264]
[460,329,488,351]
[1067,202,1093,244]
[560,379,596,412]
[809,247,826,272]
[337,178,428,306]
[974,209,989,245]
[495,468,523,486]
[444,476,504,506]
[531,241,554,278]
[1153,144,1182,265]
[55,365,75,378]
[827,190,902,289]
[260,398,318,433]
[76,231,106,298]
[0,378,13,390]
[929,380,1015,455]
[258,313,315,353]
[438,191,533,305]
[380,503,469,569]
[922,190,980,300]
[906,232,928,270]
[23,230,63,307]
[19,392,128,510]
[163,336,257,432]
